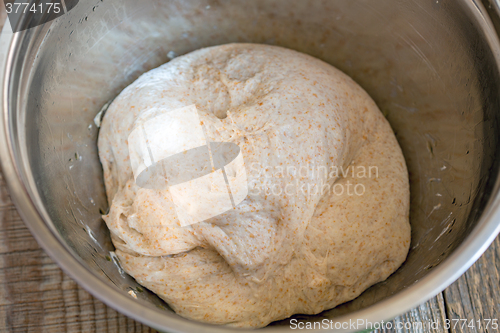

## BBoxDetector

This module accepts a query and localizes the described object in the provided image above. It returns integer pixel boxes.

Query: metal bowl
[1,0,500,332]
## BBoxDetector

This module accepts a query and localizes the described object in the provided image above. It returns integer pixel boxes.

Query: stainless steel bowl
[1,0,500,332]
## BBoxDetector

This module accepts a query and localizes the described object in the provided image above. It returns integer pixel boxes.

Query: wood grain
[444,236,500,333]
[377,293,449,333]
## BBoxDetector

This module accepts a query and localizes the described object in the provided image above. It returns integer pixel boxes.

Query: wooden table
[0,15,499,333]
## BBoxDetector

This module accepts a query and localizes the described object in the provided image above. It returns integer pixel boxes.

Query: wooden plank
[444,236,500,333]
[377,294,448,333]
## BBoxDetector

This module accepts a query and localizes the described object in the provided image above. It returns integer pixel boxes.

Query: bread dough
[98,43,410,328]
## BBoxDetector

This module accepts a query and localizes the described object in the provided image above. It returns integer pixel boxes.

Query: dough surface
[98,43,410,328]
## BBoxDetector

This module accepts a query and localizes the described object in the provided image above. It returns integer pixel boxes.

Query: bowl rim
[1,1,500,332]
